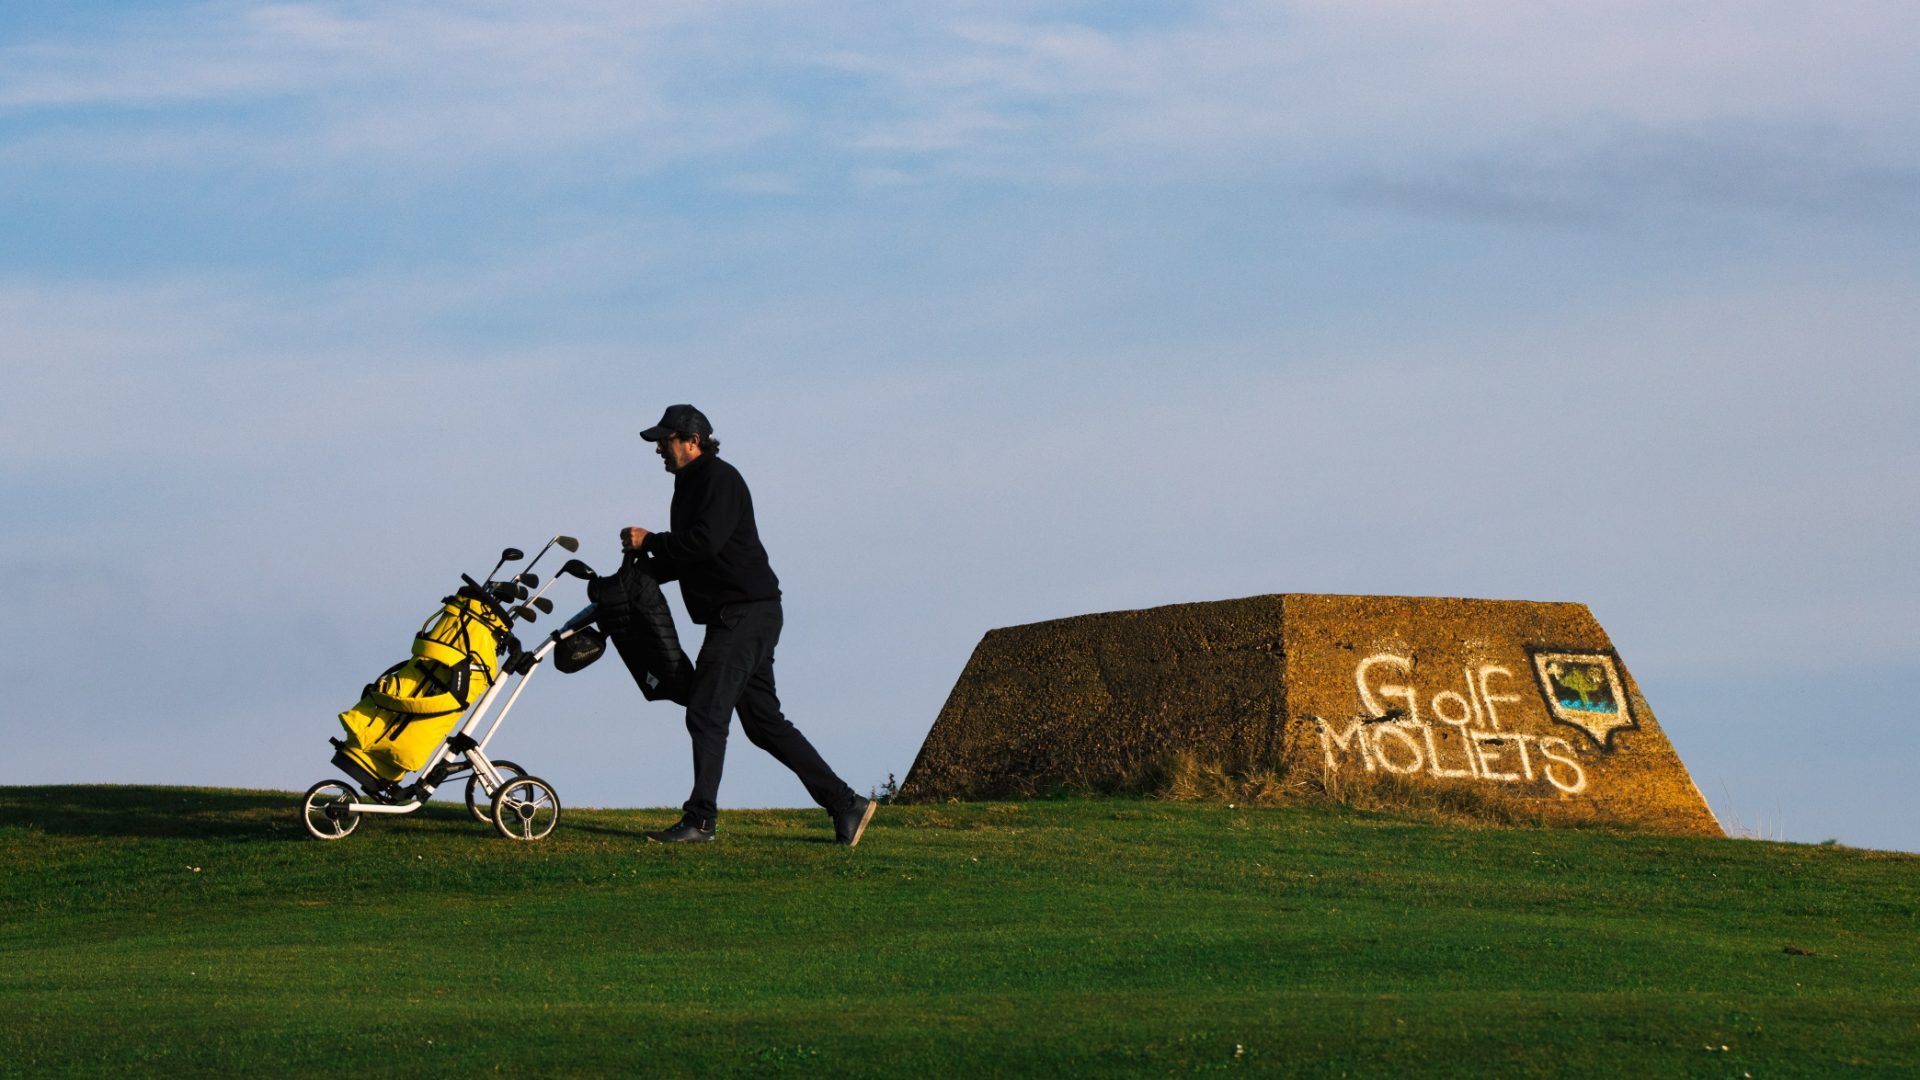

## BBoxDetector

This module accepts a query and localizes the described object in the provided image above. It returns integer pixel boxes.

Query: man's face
[654,434,700,472]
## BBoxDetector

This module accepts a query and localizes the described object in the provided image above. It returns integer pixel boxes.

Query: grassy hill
[2,785,1916,1077]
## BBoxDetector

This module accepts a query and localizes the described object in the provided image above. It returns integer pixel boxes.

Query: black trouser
[681,599,855,822]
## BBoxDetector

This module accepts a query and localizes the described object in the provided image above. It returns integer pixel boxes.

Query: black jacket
[639,453,781,624]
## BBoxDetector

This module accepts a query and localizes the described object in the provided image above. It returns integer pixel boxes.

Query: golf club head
[559,558,597,580]
[521,534,578,577]
[533,597,554,614]
[517,572,540,589]
[483,545,527,584]
[512,605,538,624]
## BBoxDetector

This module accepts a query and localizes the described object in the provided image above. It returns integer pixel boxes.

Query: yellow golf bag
[335,591,515,784]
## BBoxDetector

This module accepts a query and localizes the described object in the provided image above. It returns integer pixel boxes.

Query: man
[621,404,876,846]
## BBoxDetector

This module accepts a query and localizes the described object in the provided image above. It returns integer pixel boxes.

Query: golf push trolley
[301,535,608,842]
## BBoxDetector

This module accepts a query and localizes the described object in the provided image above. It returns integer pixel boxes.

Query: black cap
[640,404,713,442]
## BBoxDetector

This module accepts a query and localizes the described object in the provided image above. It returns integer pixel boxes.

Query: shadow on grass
[560,819,841,845]
[561,820,656,840]
[0,784,472,841]
[1,786,857,846]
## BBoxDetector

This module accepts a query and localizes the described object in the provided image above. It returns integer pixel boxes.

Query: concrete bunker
[899,594,1721,836]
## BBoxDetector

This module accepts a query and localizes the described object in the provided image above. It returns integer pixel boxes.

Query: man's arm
[640,467,744,568]
[619,528,679,582]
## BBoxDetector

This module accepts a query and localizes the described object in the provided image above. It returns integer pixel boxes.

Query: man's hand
[620,526,650,551]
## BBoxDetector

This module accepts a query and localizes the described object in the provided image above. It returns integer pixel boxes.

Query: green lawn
[2,785,1916,1077]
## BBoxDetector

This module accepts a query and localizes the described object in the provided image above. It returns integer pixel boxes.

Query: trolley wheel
[491,776,561,841]
[302,780,362,840]
[464,759,527,823]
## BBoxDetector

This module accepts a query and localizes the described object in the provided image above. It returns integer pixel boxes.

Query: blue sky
[3,1,1916,850]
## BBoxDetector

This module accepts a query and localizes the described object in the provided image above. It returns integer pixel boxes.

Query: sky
[2,1,1915,851]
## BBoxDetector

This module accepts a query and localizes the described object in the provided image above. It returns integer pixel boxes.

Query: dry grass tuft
[1309,768,1552,828]
[1153,751,1296,806]
[1148,752,1609,831]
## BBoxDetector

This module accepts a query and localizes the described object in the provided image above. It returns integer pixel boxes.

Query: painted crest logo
[1528,649,1638,750]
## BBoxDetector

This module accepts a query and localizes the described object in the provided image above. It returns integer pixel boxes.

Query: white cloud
[0,2,707,109]
[718,171,802,196]
[1335,120,1920,224]
[0,1,767,176]
[4,1,1916,209]
[807,1,1920,204]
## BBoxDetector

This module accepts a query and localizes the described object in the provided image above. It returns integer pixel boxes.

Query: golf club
[519,535,580,580]
[483,547,525,585]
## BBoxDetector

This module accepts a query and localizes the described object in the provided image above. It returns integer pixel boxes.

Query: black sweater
[639,453,781,624]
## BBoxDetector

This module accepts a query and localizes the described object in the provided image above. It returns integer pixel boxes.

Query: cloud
[0,1,772,178]
[5,1,1917,216]
[807,2,1920,178]
[0,2,703,110]
[1335,121,1920,225]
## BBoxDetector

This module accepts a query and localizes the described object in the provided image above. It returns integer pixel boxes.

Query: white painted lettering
[1477,666,1522,732]
[1315,716,1375,773]
[1356,653,1419,723]
[1461,666,1487,727]
[1329,651,1601,798]
[1369,724,1425,775]
[1431,689,1473,726]
[1420,721,1476,779]
[1470,730,1522,783]
[1537,737,1588,794]
[1509,730,1536,781]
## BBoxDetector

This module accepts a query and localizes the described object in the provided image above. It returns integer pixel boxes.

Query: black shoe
[834,797,877,847]
[646,815,715,843]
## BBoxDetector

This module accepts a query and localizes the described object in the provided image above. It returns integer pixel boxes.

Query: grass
[2,785,1917,1077]
[1150,751,1619,829]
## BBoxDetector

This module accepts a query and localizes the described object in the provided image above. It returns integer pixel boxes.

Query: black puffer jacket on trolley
[587,553,692,705]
